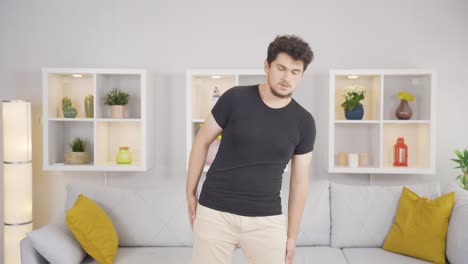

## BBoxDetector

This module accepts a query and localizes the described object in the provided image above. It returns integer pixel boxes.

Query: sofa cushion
[382,187,454,264]
[65,184,192,247]
[342,248,432,264]
[330,182,440,248]
[281,180,331,246]
[27,214,86,264]
[444,183,468,264]
[81,247,255,264]
[66,195,119,264]
[294,246,347,264]
[81,247,193,264]
[82,246,346,264]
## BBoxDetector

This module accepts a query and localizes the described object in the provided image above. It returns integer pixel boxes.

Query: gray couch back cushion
[65,184,192,247]
[281,180,331,246]
[330,182,441,248]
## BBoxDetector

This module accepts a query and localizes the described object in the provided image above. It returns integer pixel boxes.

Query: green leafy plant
[69,137,87,152]
[341,85,366,111]
[104,89,130,105]
[451,148,468,189]
[397,91,415,102]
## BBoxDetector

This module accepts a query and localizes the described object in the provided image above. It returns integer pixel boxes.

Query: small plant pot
[65,152,90,164]
[63,107,77,118]
[111,105,125,118]
[344,104,364,120]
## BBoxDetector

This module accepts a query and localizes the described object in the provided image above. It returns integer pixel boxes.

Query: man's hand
[187,194,198,230]
[285,238,296,264]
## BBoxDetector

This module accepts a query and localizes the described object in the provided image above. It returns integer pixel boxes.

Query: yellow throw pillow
[66,195,119,264]
[382,187,455,264]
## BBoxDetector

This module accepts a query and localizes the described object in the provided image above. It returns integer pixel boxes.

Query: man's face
[264,52,304,99]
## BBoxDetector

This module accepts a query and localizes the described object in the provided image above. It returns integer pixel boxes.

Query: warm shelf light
[2,100,32,264]
[72,74,83,78]
[211,76,221,79]
[347,75,359,79]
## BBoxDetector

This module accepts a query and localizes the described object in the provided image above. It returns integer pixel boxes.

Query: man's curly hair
[267,35,314,72]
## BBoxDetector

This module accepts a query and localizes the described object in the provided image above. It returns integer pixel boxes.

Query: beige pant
[192,203,287,264]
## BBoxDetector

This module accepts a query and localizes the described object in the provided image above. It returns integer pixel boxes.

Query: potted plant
[104,88,130,118]
[451,148,468,190]
[395,91,414,120]
[65,137,90,164]
[341,85,366,120]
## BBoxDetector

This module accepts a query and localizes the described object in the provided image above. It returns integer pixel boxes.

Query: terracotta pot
[111,105,125,118]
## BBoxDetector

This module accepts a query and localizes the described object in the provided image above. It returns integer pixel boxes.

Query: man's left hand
[285,238,296,264]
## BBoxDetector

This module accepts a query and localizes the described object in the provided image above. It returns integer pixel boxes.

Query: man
[186,35,316,264]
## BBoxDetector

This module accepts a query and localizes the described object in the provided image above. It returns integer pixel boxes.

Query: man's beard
[268,79,293,99]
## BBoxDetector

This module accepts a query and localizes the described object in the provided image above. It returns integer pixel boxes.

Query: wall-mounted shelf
[329,69,436,174]
[42,68,151,171]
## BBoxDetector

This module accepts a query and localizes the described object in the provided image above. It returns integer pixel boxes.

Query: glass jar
[116,146,132,164]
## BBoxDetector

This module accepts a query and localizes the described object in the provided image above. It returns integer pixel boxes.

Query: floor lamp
[2,100,32,264]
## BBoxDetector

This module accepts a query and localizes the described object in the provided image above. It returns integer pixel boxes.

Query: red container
[393,137,408,167]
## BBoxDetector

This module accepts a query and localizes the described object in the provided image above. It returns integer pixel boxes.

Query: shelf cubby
[334,74,381,121]
[46,73,94,119]
[334,123,380,168]
[187,70,269,172]
[190,74,236,120]
[383,74,431,121]
[382,123,431,169]
[95,121,142,168]
[96,74,142,119]
[47,120,94,166]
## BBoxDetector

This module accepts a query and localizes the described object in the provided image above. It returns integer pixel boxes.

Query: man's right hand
[187,194,198,230]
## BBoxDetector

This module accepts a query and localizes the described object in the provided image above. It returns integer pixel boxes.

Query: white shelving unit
[42,68,151,171]
[329,69,436,174]
[186,69,267,172]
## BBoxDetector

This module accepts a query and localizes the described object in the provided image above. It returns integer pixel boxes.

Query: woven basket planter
[64,152,90,164]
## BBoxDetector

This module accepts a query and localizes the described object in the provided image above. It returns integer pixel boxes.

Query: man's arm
[186,113,223,228]
[285,151,312,263]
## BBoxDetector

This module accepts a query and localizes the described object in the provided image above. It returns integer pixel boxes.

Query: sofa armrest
[20,237,48,264]
[444,184,468,264]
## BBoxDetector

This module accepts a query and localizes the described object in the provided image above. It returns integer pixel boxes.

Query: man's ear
[264,60,270,74]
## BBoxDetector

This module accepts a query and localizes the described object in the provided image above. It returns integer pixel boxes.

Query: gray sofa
[20,181,467,264]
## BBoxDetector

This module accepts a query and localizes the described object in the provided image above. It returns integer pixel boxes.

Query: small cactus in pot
[62,97,77,118]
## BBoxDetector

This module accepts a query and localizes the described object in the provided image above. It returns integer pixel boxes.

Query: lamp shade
[5,224,32,264]
[4,163,32,224]
[2,100,32,264]
[2,101,31,162]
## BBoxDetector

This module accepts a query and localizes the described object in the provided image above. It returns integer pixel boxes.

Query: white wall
[1,0,467,260]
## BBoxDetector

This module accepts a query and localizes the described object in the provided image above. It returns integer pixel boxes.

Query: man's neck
[258,83,292,109]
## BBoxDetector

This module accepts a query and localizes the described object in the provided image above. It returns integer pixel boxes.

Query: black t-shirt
[198,85,316,216]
